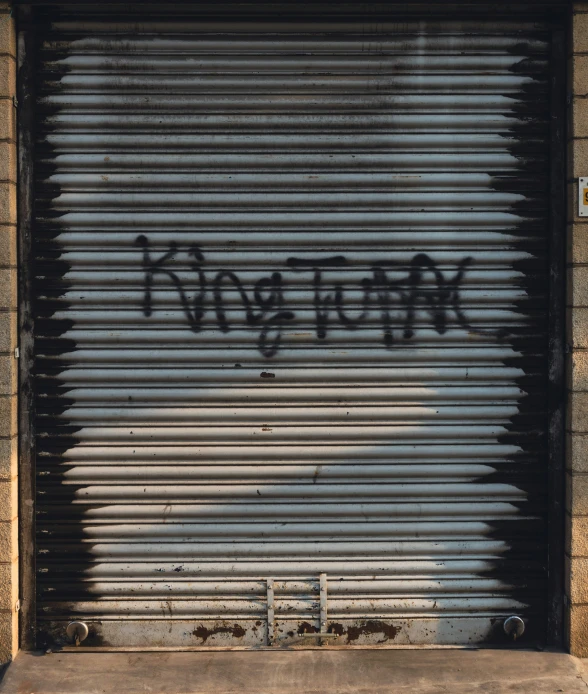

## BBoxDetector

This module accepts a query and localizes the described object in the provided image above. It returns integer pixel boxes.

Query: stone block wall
[568,0,588,658]
[0,1,17,665]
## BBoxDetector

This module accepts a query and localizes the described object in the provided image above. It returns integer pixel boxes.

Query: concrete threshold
[1,648,588,694]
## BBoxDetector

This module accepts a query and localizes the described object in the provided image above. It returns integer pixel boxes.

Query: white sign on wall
[580,178,588,216]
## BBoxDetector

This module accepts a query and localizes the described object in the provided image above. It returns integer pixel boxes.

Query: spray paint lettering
[136,235,496,357]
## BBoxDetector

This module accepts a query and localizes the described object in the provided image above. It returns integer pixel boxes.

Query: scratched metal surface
[32,7,551,648]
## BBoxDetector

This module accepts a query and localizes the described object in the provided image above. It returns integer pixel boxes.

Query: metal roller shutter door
[30,6,556,648]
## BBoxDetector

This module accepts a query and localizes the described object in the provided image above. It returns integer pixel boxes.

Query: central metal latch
[266,573,339,646]
[266,578,276,646]
[296,573,339,645]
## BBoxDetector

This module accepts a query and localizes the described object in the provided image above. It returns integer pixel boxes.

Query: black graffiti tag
[136,235,492,357]
[136,235,294,357]
[213,270,294,357]
[286,256,347,339]
[287,252,477,347]
[136,234,206,332]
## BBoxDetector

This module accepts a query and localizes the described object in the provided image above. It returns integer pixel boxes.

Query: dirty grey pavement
[1,649,588,694]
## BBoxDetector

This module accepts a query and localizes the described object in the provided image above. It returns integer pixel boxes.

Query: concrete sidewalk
[0,649,587,694]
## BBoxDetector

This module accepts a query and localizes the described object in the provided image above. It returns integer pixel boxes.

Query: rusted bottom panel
[38,616,543,649]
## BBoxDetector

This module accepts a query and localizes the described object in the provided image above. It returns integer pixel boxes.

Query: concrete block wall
[0,1,17,665]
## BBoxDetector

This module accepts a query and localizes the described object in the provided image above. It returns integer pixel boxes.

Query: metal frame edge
[546,17,568,648]
[17,2,37,653]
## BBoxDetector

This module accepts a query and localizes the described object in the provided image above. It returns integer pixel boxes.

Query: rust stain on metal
[261,426,273,432]
[328,621,400,644]
[297,622,318,635]
[192,623,246,644]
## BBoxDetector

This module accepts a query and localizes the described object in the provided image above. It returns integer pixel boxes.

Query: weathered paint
[31,6,552,648]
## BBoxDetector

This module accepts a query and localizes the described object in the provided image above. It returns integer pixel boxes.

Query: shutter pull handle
[503,616,525,641]
[66,621,89,646]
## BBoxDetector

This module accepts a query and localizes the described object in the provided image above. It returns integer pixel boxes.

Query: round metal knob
[66,621,89,646]
[503,615,525,640]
